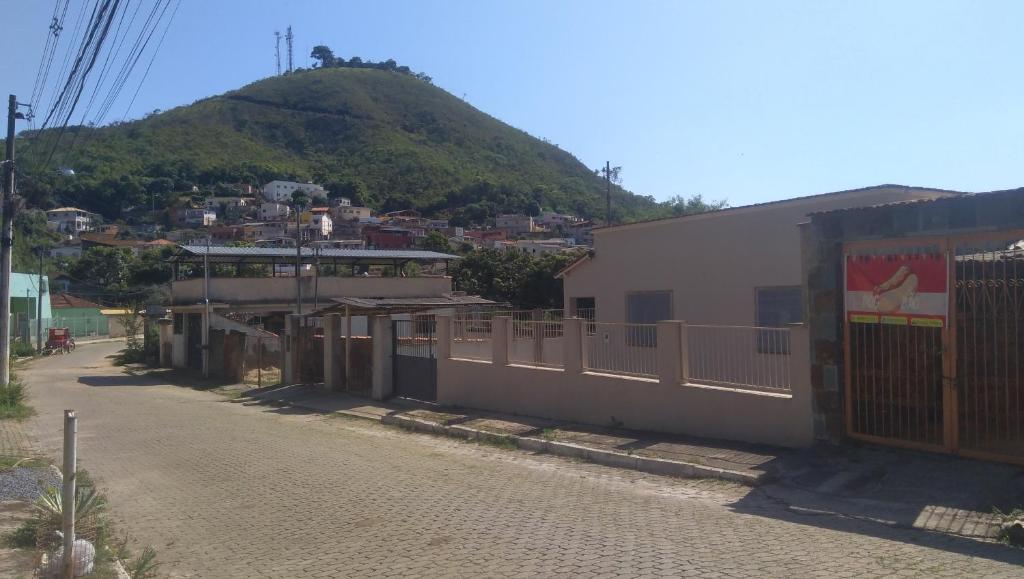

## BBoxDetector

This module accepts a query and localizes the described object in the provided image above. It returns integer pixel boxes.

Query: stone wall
[802,188,1024,441]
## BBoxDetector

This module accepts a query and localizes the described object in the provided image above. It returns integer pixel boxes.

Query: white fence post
[563,318,583,374]
[61,410,77,579]
[492,316,510,366]
[679,320,690,384]
[656,321,682,385]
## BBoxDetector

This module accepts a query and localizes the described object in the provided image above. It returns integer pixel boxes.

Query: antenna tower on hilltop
[274,31,282,75]
[285,26,294,73]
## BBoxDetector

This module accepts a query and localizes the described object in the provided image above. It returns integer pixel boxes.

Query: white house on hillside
[261,181,326,203]
[46,207,97,238]
[258,202,291,221]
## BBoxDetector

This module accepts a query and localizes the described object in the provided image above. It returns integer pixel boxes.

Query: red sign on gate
[846,253,948,327]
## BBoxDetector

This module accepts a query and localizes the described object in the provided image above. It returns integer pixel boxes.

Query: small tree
[420,231,452,253]
[662,194,728,217]
[310,45,337,68]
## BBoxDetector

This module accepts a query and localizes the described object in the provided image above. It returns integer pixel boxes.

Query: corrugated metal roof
[807,188,1022,216]
[328,295,497,309]
[593,184,967,233]
[172,245,458,260]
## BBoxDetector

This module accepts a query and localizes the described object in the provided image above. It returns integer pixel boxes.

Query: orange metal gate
[844,230,1024,464]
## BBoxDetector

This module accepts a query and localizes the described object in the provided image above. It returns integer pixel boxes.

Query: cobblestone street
[20,343,1024,577]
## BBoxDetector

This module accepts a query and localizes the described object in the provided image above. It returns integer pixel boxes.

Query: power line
[121,0,181,121]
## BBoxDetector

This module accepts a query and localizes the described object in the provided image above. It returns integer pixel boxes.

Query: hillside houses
[46,207,98,238]
[261,180,327,203]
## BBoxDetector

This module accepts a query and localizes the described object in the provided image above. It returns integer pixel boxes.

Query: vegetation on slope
[15,66,672,224]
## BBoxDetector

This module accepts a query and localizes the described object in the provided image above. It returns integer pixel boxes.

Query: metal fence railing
[583,322,658,378]
[452,312,495,360]
[687,325,792,392]
[508,320,564,368]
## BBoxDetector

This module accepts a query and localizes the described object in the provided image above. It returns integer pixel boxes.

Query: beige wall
[172,276,453,306]
[564,187,953,325]
[438,317,815,448]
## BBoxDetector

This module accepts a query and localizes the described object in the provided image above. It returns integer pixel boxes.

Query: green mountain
[18,67,665,224]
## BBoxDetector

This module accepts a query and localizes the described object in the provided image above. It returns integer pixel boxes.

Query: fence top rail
[687,324,794,331]
[588,321,656,328]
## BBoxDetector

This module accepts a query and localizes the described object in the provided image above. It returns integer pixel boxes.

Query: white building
[261,180,326,203]
[287,212,333,242]
[495,214,538,236]
[46,207,96,238]
[258,202,291,222]
[50,244,83,259]
[204,196,253,216]
[511,239,575,256]
[184,209,217,227]
[537,211,583,229]
[331,205,372,222]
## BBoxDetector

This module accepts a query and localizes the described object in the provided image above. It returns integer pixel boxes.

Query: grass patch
[4,519,38,549]
[0,379,34,421]
[479,435,517,450]
[540,428,557,440]
[112,346,147,366]
[0,456,48,471]
[994,507,1024,547]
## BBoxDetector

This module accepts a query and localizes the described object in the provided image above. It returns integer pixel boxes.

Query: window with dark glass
[755,287,802,354]
[626,291,671,346]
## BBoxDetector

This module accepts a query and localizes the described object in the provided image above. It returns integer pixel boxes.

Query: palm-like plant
[35,484,107,524]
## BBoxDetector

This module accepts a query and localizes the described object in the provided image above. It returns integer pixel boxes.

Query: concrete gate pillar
[323,314,344,391]
[371,315,393,400]
[157,318,173,368]
[283,314,301,385]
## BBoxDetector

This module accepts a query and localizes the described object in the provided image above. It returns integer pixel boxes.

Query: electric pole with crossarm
[0,95,30,385]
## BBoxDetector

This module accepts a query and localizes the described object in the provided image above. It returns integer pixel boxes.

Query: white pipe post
[61,410,77,579]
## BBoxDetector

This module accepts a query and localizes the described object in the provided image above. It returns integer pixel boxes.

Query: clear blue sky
[3,0,1023,206]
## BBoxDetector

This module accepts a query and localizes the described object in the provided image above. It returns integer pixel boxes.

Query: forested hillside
[15,66,668,224]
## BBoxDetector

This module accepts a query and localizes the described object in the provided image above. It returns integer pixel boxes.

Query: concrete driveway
[20,342,1024,577]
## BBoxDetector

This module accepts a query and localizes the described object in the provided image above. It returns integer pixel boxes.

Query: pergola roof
[168,245,460,266]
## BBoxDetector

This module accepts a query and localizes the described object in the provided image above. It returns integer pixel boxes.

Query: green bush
[10,340,35,358]
[0,381,25,407]
[3,519,38,549]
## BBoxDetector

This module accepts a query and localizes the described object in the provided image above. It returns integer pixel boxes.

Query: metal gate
[844,231,1024,464]
[186,313,203,371]
[298,317,324,384]
[392,317,437,401]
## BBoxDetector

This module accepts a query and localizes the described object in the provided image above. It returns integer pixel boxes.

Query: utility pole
[285,26,294,74]
[202,236,210,378]
[1,95,23,385]
[274,31,282,76]
[294,204,302,315]
[36,249,43,354]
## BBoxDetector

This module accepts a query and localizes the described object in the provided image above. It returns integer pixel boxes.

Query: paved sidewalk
[18,344,1024,577]
[246,383,1024,544]
[0,416,39,460]
[242,384,781,484]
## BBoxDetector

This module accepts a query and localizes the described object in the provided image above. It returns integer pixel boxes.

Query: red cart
[44,328,75,355]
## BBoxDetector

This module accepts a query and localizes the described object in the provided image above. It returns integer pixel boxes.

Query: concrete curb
[240,389,764,486]
[380,411,765,486]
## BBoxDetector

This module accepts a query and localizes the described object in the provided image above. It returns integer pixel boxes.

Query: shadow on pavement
[78,375,166,387]
[729,443,1024,564]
